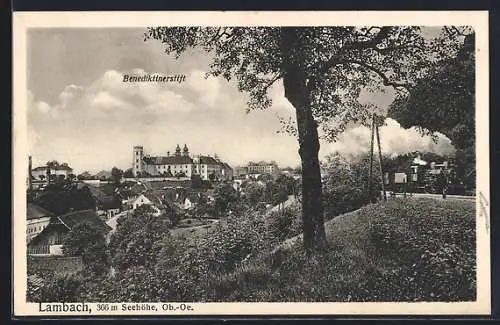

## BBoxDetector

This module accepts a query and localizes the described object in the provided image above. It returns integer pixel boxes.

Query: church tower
[133,146,144,177]
[182,144,189,157]
[175,144,181,157]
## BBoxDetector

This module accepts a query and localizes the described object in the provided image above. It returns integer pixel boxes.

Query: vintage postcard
[13,11,490,316]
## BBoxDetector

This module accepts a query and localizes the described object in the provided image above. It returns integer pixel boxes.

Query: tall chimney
[28,155,33,190]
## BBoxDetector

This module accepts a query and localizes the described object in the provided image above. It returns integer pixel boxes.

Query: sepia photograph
[13,11,490,316]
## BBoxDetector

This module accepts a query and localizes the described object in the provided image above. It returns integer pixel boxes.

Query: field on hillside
[212,197,476,302]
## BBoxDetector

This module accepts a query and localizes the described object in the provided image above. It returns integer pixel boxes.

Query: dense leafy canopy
[389,32,475,151]
[62,222,109,274]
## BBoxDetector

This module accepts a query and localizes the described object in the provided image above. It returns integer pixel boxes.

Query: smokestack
[28,155,32,190]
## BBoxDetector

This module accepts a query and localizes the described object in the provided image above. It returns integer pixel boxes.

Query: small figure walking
[438,168,449,199]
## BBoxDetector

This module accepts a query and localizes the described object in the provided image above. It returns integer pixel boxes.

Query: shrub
[321,153,374,219]
[368,198,476,301]
[39,273,85,302]
[61,222,109,275]
[267,205,302,242]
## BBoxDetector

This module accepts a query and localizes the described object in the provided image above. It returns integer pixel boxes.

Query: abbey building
[132,144,233,181]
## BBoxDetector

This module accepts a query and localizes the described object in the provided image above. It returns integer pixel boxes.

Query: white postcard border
[13,10,490,316]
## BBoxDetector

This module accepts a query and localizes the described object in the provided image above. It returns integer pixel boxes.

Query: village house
[27,209,111,256]
[96,196,122,221]
[246,161,280,177]
[181,192,205,210]
[131,193,163,217]
[31,164,74,181]
[27,203,54,242]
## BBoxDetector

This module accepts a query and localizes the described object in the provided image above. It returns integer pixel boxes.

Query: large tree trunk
[280,28,327,252]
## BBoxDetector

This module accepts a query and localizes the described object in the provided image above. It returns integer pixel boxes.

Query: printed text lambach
[39,302,92,313]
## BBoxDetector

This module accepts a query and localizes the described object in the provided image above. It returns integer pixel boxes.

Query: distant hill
[94,170,112,180]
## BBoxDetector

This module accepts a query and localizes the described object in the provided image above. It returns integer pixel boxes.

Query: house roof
[412,157,428,166]
[95,170,111,179]
[27,203,54,220]
[81,183,106,200]
[221,162,232,170]
[144,193,164,207]
[99,196,122,210]
[32,165,73,171]
[198,156,220,165]
[143,155,193,165]
[134,192,163,208]
[58,209,112,233]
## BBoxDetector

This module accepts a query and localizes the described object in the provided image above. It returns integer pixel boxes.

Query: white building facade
[132,144,233,181]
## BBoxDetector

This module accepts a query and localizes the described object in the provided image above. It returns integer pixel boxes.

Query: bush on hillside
[38,273,86,303]
[368,199,476,301]
[322,153,375,219]
[267,205,302,242]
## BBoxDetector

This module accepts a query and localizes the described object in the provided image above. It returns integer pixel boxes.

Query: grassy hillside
[32,197,476,303]
[209,197,476,302]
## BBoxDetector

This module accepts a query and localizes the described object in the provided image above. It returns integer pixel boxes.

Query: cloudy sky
[27,28,455,174]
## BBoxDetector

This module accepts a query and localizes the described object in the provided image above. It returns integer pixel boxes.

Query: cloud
[35,101,51,114]
[322,118,456,159]
[59,85,84,108]
[91,91,129,110]
[185,70,221,108]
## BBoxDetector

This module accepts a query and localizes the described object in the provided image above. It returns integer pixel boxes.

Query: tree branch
[342,60,409,90]
[262,73,283,92]
[343,26,391,51]
[308,27,392,78]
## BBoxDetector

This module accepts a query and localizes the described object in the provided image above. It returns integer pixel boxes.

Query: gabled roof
[58,209,112,233]
[27,203,54,220]
[95,170,111,179]
[143,156,193,165]
[144,193,163,207]
[134,192,163,208]
[32,165,73,171]
[99,196,122,210]
[221,162,232,170]
[81,183,107,200]
[199,156,219,165]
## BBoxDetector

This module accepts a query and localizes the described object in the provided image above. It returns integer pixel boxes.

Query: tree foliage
[111,167,124,185]
[34,183,96,215]
[109,205,170,271]
[123,168,134,178]
[213,182,240,216]
[388,31,475,151]
[321,153,375,218]
[62,222,109,275]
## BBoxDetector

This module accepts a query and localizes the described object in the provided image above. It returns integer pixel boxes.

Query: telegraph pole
[376,124,387,201]
[28,155,33,191]
[368,113,375,202]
